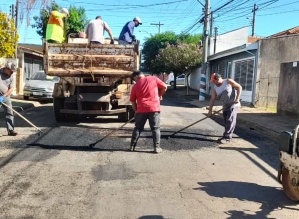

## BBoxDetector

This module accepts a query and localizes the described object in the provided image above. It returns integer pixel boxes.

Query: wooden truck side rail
[43,42,140,77]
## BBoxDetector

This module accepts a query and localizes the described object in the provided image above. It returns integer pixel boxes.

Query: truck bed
[44,42,139,77]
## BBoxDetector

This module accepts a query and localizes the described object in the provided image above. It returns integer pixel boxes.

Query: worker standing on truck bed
[207,73,242,144]
[46,8,70,43]
[119,17,142,45]
[85,16,114,44]
[129,70,167,153]
[0,63,18,137]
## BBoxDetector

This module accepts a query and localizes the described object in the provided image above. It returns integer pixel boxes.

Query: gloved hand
[132,35,136,41]
[0,96,4,104]
[110,39,115,44]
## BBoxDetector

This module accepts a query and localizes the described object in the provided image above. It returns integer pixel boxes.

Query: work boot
[154,147,162,154]
[8,130,18,136]
[128,145,135,151]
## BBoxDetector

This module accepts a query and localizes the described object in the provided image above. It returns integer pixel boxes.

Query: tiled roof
[268,26,299,38]
[248,36,263,43]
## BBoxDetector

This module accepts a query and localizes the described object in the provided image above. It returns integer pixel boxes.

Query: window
[233,59,254,91]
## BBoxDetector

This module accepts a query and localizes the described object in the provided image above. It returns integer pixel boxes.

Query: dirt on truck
[43,39,139,122]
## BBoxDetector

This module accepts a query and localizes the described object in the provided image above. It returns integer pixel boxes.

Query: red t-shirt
[130,76,165,113]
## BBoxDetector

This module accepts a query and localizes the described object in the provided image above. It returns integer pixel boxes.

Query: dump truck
[277,125,299,201]
[43,38,139,122]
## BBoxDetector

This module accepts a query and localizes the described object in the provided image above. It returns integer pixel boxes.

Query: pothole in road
[92,164,138,181]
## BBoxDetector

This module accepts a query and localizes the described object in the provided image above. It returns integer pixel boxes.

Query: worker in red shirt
[129,70,167,153]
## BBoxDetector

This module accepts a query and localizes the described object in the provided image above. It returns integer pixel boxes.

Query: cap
[132,70,143,78]
[133,17,142,25]
[60,8,69,16]
[5,62,16,71]
[210,73,221,82]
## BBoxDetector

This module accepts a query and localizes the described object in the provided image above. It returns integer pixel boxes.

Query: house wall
[189,67,201,92]
[208,27,249,56]
[277,61,299,116]
[256,35,299,109]
[208,51,257,101]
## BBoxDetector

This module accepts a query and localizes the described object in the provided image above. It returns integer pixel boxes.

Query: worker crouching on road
[129,70,167,153]
[207,73,242,144]
[0,63,18,137]
[46,8,70,43]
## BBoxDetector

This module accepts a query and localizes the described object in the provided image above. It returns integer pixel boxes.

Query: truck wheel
[53,98,66,122]
[282,167,299,201]
[128,107,135,121]
[118,112,128,122]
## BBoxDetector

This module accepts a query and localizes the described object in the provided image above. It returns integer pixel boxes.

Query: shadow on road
[25,143,155,154]
[194,181,299,218]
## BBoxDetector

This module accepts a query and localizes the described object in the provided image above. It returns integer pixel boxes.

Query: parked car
[23,71,60,100]
[166,74,185,86]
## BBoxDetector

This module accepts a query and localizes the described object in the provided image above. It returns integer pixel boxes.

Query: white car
[23,71,60,100]
[166,74,185,86]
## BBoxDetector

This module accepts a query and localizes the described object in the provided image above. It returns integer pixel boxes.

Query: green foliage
[31,2,59,39]
[142,32,202,74]
[156,43,202,75]
[32,3,88,39]
[0,12,19,58]
[142,31,177,73]
[65,5,88,36]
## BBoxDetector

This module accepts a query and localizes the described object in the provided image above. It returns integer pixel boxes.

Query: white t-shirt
[85,19,110,44]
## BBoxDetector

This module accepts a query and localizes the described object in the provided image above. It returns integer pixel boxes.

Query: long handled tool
[89,117,135,148]
[2,102,43,136]
[167,102,239,139]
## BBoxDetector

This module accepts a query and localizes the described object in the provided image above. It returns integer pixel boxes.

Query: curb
[0,103,35,119]
[214,113,279,141]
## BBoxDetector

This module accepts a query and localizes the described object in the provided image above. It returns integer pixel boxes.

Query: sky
[1,0,299,45]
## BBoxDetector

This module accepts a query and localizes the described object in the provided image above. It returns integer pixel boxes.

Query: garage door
[232,58,254,103]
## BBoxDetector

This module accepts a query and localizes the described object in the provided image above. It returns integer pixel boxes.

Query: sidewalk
[0,96,38,118]
[168,86,299,141]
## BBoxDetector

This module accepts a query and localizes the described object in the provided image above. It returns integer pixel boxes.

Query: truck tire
[118,112,128,122]
[118,107,135,122]
[128,107,135,121]
[53,98,66,122]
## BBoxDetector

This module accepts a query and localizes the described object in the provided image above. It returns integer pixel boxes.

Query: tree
[142,32,177,73]
[31,2,59,39]
[65,6,88,36]
[31,3,88,40]
[0,12,19,58]
[142,32,202,74]
[156,43,202,90]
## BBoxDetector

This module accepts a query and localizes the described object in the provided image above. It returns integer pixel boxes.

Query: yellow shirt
[46,11,67,43]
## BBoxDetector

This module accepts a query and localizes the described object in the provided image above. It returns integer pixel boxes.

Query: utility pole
[10,4,15,20]
[213,27,218,54]
[150,22,164,34]
[252,4,258,36]
[209,12,213,37]
[15,0,19,29]
[199,0,210,101]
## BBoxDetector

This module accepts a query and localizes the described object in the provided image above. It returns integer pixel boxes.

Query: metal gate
[232,58,255,102]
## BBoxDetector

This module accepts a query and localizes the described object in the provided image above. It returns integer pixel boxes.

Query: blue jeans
[131,112,161,148]
[2,97,14,132]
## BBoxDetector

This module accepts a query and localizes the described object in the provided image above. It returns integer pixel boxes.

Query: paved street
[0,93,298,219]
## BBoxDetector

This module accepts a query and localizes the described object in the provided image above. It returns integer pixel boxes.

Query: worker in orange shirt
[46,8,70,43]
